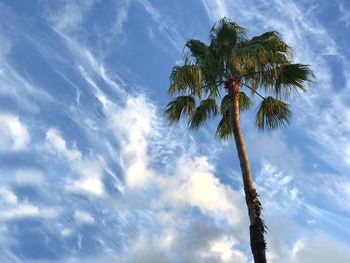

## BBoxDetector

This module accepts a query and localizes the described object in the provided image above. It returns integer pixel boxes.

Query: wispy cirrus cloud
[200,0,229,22]
[339,3,350,28]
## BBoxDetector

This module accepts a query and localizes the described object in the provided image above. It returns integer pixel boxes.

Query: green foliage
[189,98,218,129]
[273,63,315,98]
[220,92,252,114]
[216,111,233,140]
[210,18,246,47]
[185,40,209,63]
[165,96,196,124]
[239,92,253,111]
[168,65,203,96]
[256,96,292,130]
[166,17,314,137]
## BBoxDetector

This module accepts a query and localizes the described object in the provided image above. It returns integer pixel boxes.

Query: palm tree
[165,18,313,263]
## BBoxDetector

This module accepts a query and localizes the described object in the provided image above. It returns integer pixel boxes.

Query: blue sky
[0,0,350,262]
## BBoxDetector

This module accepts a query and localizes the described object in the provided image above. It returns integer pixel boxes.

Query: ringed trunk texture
[231,80,267,263]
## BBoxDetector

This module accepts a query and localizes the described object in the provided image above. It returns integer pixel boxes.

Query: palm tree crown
[166,18,313,134]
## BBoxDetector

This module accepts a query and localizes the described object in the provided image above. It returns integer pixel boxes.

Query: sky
[0,0,350,262]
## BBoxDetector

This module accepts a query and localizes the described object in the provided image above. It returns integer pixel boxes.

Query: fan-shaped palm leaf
[165,96,196,124]
[215,111,233,140]
[256,96,292,130]
[168,65,203,96]
[189,98,218,129]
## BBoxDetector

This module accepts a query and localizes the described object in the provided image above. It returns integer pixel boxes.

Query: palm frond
[185,39,209,63]
[219,94,232,113]
[235,31,291,70]
[215,111,233,140]
[210,17,246,45]
[168,65,203,96]
[220,92,252,114]
[239,92,253,111]
[243,63,314,98]
[165,96,196,124]
[209,18,247,74]
[189,98,218,129]
[256,96,292,130]
[273,63,314,97]
[250,31,291,54]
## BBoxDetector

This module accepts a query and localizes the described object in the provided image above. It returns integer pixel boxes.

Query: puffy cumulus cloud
[110,96,156,189]
[209,235,248,263]
[0,113,30,151]
[154,156,244,227]
[118,218,247,263]
[45,128,105,197]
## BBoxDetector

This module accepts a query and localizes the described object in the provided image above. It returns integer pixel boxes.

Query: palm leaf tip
[215,112,233,140]
[275,63,315,97]
[185,39,209,61]
[189,98,218,129]
[220,92,252,114]
[165,96,196,124]
[256,96,292,130]
[239,92,253,111]
[211,17,247,39]
[168,65,203,96]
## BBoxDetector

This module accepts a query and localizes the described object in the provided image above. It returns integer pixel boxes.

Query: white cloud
[110,97,156,189]
[0,187,60,221]
[209,235,248,262]
[48,0,96,33]
[0,187,18,205]
[1,204,39,219]
[74,210,95,224]
[133,0,186,54]
[135,0,161,22]
[118,219,247,263]
[46,128,82,161]
[271,233,350,263]
[0,113,30,151]
[339,3,350,28]
[46,128,105,197]
[155,156,244,227]
[0,61,53,112]
[114,2,130,34]
[15,168,44,185]
[200,0,229,22]
[256,161,301,214]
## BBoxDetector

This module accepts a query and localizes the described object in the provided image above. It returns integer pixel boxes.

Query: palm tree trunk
[231,80,267,263]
